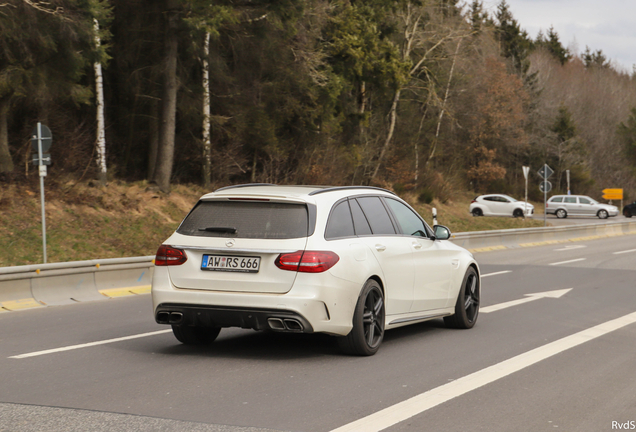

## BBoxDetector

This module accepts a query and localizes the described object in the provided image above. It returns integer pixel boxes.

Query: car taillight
[155,245,187,266]
[275,251,339,273]
[471,200,476,203]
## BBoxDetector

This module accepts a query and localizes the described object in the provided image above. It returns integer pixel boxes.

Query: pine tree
[535,26,570,65]
[582,46,610,69]
[494,0,532,75]
[0,0,111,174]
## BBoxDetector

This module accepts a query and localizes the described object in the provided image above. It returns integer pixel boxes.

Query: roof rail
[308,186,395,196]
[214,183,277,192]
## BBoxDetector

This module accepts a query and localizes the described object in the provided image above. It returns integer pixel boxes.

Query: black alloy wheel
[338,280,385,356]
[513,208,524,218]
[625,209,633,218]
[444,267,480,329]
[472,208,483,217]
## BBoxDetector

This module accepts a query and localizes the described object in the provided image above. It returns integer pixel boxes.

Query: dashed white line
[329,311,636,432]
[555,245,587,251]
[481,271,512,278]
[613,249,636,255]
[549,258,586,266]
[9,330,172,359]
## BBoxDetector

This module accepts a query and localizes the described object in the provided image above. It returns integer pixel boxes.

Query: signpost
[522,166,529,219]
[538,164,554,227]
[31,123,52,264]
[602,188,623,210]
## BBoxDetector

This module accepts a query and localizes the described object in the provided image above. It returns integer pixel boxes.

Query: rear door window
[564,197,577,204]
[177,201,309,239]
[551,197,563,203]
[356,197,396,235]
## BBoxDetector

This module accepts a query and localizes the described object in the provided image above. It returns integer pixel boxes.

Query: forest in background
[2,0,636,203]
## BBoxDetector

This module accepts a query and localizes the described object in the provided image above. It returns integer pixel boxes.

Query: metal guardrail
[1,219,635,311]
[0,256,154,311]
[450,219,636,251]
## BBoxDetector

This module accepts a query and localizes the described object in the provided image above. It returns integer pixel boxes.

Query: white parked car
[469,194,534,217]
[546,195,619,219]
[152,184,481,356]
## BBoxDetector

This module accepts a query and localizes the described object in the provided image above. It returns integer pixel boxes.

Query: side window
[349,199,372,235]
[325,201,355,239]
[551,197,563,203]
[384,198,427,237]
[483,196,496,202]
[564,197,577,203]
[356,197,396,235]
[579,197,591,204]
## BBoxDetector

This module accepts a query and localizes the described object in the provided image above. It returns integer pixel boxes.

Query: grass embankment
[0,182,544,267]
[0,181,205,267]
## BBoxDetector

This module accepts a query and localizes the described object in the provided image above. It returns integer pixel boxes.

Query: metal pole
[524,175,528,219]
[37,122,47,264]
[544,179,547,227]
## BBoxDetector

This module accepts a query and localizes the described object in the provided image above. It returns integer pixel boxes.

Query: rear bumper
[151,266,359,336]
[155,303,314,333]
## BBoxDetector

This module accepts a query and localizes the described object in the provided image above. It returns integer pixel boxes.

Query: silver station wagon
[546,194,619,219]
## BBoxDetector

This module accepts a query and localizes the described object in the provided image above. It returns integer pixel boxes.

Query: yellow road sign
[602,188,623,200]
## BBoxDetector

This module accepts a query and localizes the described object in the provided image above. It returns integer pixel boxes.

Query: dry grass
[0,182,545,267]
[402,191,546,233]
[0,180,205,267]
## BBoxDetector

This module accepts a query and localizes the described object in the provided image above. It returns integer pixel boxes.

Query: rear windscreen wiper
[198,226,237,233]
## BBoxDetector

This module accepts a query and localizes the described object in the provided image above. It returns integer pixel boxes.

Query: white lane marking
[549,258,586,266]
[480,289,572,314]
[481,271,512,278]
[555,245,587,251]
[613,249,636,255]
[9,330,172,359]
[330,311,636,432]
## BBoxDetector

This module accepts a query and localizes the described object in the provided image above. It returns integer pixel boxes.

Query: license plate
[201,255,261,273]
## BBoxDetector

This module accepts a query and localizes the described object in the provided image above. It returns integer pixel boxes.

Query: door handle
[411,242,422,250]
[375,244,386,252]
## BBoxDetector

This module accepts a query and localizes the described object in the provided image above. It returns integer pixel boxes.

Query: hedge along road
[1,234,635,432]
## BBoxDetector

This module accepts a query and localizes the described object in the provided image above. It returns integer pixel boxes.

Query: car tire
[598,209,609,219]
[513,208,524,218]
[556,209,567,219]
[625,209,633,218]
[172,325,221,345]
[444,267,480,329]
[338,279,385,356]
[472,208,483,217]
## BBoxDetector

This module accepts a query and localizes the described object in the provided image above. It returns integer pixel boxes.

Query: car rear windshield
[177,201,309,239]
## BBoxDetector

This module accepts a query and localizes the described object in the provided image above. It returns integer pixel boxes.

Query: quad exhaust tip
[268,317,303,332]
[156,311,183,325]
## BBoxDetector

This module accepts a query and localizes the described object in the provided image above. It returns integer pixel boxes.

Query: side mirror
[433,225,451,240]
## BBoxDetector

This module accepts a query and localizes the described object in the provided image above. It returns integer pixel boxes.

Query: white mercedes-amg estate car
[152,184,480,356]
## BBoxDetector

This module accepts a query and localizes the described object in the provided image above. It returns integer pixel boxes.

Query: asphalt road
[1,234,635,431]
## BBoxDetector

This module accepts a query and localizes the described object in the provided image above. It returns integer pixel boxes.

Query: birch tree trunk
[202,32,211,189]
[371,88,401,182]
[94,19,107,185]
[153,0,180,193]
[426,38,462,166]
